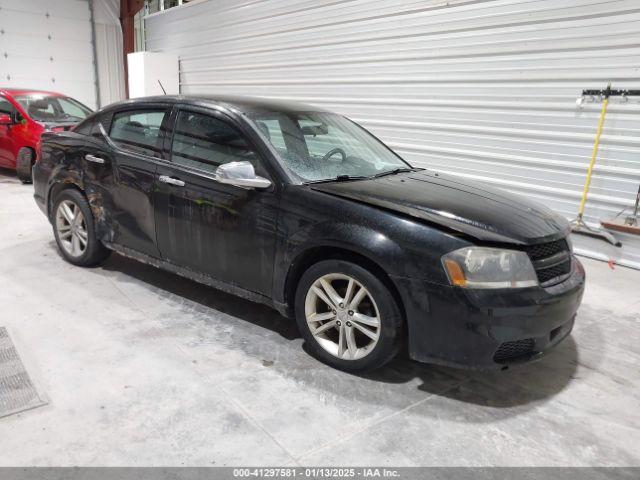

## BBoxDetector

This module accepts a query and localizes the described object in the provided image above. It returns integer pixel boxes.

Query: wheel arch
[47,176,113,243]
[47,181,86,219]
[284,245,406,324]
[18,145,36,158]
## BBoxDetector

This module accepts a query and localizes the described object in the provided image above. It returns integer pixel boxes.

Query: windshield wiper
[372,167,418,178]
[303,174,369,185]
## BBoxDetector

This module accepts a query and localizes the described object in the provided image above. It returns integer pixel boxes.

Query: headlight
[442,247,538,289]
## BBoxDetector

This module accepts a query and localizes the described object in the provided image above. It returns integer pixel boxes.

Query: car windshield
[15,94,92,123]
[247,111,411,183]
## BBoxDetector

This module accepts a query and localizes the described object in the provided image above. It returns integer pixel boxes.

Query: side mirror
[214,161,272,189]
[0,113,13,125]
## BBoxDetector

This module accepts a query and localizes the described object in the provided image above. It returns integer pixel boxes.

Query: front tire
[52,189,110,267]
[16,147,34,184]
[295,259,403,372]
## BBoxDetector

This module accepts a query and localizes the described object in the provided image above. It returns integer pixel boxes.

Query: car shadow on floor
[0,167,19,183]
[361,337,579,409]
[99,252,301,341]
[98,251,580,411]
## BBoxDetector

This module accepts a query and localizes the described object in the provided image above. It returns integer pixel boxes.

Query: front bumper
[393,256,585,369]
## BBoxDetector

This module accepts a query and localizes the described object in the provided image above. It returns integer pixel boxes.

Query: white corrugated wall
[0,0,98,109]
[92,0,126,108]
[145,0,640,269]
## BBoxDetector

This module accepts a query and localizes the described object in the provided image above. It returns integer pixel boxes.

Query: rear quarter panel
[35,132,114,239]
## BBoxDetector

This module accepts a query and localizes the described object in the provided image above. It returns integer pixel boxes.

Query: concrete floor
[0,168,639,467]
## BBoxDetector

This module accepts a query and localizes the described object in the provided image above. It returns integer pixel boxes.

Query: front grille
[493,338,536,363]
[536,261,572,284]
[524,239,572,286]
[525,239,568,261]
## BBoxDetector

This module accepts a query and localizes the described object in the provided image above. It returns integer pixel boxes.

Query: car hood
[309,170,569,245]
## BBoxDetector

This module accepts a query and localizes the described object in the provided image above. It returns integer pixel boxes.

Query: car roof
[103,94,330,115]
[0,88,65,97]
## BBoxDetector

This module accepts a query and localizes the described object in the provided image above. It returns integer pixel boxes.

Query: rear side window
[109,109,167,157]
[170,110,261,175]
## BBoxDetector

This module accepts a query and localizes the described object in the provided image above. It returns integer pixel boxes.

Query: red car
[0,89,92,183]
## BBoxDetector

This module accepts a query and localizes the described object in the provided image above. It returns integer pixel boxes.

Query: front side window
[171,110,261,175]
[109,109,167,157]
[0,96,15,116]
[15,94,92,123]
[247,112,410,183]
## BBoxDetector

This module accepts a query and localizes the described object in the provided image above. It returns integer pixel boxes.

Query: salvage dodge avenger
[33,95,585,372]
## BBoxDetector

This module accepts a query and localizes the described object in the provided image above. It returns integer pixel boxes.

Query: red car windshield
[15,94,92,123]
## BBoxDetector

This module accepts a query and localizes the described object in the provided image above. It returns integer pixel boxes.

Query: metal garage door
[0,0,97,109]
[145,0,640,269]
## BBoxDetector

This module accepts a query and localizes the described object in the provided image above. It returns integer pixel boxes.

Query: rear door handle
[85,154,105,164]
[158,175,185,187]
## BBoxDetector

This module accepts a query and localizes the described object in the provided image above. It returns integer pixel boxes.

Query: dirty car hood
[310,170,570,245]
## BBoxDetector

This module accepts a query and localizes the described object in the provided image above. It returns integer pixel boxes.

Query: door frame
[162,104,286,189]
[96,103,174,256]
[153,104,282,296]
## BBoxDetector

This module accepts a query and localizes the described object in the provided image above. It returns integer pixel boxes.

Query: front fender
[272,185,472,308]
[285,220,405,275]
[272,219,407,310]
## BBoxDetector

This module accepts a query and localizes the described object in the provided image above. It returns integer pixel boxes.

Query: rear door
[102,107,171,257]
[153,107,279,296]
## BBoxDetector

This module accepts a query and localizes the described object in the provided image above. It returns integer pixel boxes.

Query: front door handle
[158,175,185,187]
[85,154,105,164]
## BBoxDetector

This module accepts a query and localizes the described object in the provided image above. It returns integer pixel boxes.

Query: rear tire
[52,189,111,267]
[16,147,34,184]
[295,259,403,372]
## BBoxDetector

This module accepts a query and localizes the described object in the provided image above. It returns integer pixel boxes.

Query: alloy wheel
[304,273,381,360]
[55,200,88,258]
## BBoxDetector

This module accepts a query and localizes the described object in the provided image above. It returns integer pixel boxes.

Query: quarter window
[109,109,167,157]
[75,115,109,139]
[73,120,94,136]
[170,111,260,175]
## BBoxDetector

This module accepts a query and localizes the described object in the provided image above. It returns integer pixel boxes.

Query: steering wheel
[321,148,347,162]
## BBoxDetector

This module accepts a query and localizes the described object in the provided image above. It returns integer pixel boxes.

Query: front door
[154,108,278,296]
[0,96,16,167]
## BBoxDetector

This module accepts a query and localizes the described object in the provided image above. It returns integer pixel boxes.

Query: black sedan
[33,95,585,372]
